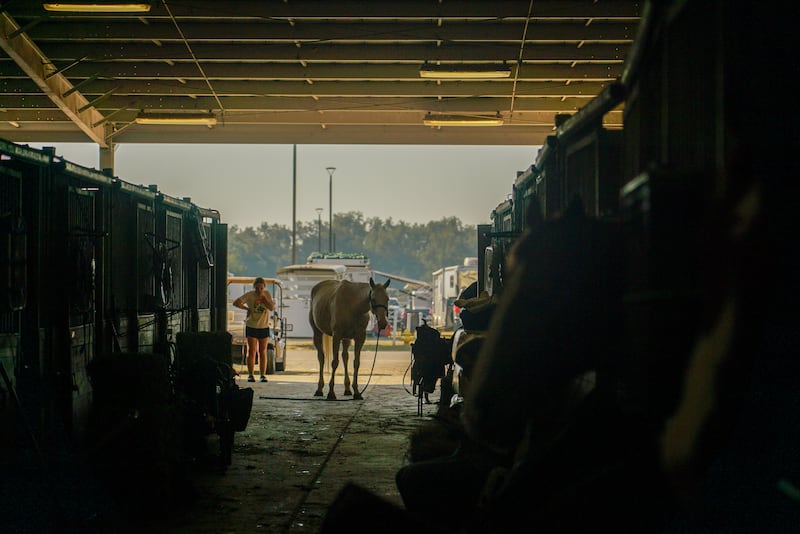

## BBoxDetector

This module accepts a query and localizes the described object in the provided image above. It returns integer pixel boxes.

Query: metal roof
[0,1,640,147]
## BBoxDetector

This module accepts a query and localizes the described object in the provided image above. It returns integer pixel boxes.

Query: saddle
[411,322,452,394]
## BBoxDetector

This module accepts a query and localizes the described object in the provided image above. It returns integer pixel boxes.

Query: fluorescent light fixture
[43,3,151,12]
[423,114,504,127]
[134,113,217,126]
[419,64,511,79]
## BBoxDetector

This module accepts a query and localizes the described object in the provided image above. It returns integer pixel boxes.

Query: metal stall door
[212,222,228,333]
[137,203,156,353]
[194,217,213,332]
[0,166,23,450]
[564,132,601,216]
[66,184,101,442]
[107,187,139,352]
[0,142,52,457]
[564,129,624,218]
[162,210,183,347]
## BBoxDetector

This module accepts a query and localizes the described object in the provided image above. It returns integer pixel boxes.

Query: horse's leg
[313,328,325,397]
[352,331,366,400]
[327,335,341,400]
[342,339,352,396]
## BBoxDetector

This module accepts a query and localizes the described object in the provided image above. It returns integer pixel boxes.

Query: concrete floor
[137,339,438,533]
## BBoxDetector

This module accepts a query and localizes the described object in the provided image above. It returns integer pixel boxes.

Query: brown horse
[309,277,390,400]
[461,197,625,452]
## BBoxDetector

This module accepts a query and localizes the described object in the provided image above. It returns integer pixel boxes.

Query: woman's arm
[232,292,249,310]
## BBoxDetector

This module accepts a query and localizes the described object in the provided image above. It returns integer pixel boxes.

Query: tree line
[227,211,477,282]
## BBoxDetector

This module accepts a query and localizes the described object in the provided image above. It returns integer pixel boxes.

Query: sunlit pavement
[233,338,417,385]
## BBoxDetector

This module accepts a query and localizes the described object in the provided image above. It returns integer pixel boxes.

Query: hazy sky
[31,143,540,229]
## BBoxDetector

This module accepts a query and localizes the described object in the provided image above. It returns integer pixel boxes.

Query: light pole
[315,208,323,253]
[326,166,336,252]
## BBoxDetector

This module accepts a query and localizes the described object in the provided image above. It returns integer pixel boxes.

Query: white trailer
[431,257,478,329]
[307,252,372,283]
[276,263,347,338]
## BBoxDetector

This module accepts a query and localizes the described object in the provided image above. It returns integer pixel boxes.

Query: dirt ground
[138,338,441,533]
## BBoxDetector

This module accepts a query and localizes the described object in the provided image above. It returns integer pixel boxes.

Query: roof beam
[10,1,641,20]
[0,61,625,81]
[113,123,559,146]
[0,108,622,128]
[21,21,638,42]
[27,42,631,62]
[0,2,638,148]
[0,12,107,146]
[1,78,615,98]
[0,94,610,113]
[0,122,560,146]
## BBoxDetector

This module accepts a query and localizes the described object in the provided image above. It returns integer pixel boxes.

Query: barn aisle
[146,345,434,533]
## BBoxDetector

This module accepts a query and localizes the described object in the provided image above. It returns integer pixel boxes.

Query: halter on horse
[309,277,391,400]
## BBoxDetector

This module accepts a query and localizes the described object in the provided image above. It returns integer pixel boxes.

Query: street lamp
[315,208,323,253]
[326,166,336,252]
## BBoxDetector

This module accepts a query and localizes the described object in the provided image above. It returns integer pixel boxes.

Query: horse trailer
[431,257,478,330]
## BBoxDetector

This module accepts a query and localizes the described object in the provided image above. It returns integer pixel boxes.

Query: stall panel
[512,165,536,232]
[67,186,98,321]
[663,1,719,174]
[137,204,156,311]
[164,210,183,311]
[0,166,23,404]
[486,199,515,296]
[564,134,597,213]
[620,170,705,418]
[108,191,138,314]
[1,138,230,489]
[137,313,156,353]
[116,315,134,352]
[164,310,183,354]
[212,222,228,332]
[564,129,624,218]
[69,323,93,441]
[196,308,211,332]
[534,136,564,218]
[195,218,214,310]
[0,167,24,325]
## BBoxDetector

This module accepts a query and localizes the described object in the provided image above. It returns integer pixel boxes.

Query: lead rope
[260,312,384,403]
[355,329,381,397]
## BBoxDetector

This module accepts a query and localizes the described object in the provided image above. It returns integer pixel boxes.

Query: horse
[461,196,625,453]
[309,277,391,400]
[454,180,773,531]
[394,197,636,533]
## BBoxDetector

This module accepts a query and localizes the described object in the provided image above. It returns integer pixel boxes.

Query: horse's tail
[322,333,333,374]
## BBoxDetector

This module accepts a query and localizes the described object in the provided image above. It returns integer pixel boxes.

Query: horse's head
[462,196,624,451]
[369,277,391,330]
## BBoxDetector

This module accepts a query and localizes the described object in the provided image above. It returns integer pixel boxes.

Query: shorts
[245,326,271,340]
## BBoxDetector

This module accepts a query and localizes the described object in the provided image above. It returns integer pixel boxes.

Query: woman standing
[233,277,275,382]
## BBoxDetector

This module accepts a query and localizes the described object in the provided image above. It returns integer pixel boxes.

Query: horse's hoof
[326,392,337,401]
[354,392,363,400]
[314,390,323,397]
[344,389,353,396]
